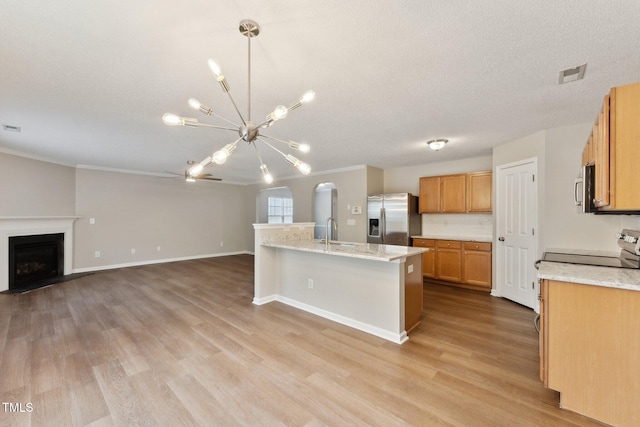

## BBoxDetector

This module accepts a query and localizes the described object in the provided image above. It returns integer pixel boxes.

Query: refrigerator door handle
[380,207,386,244]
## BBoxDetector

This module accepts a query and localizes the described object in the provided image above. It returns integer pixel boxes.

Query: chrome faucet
[325,217,337,250]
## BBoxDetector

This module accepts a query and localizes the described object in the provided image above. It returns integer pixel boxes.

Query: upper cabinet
[585,81,640,211]
[419,171,492,214]
[467,171,493,213]
[441,174,467,213]
[418,176,441,213]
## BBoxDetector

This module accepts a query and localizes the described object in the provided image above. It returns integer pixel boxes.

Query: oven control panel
[618,229,640,255]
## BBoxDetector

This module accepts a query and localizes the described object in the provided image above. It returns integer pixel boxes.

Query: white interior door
[496,158,538,309]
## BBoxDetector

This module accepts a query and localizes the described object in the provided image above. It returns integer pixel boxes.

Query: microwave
[574,164,595,213]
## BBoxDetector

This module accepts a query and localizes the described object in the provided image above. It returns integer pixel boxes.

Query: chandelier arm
[260,134,291,146]
[211,111,240,128]
[224,90,248,126]
[248,32,252,122]
[257,137,287,157]
[198,123,239,132]
[251,141,266,164]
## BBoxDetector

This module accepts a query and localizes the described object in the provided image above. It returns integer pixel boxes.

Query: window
[267,196,293,224]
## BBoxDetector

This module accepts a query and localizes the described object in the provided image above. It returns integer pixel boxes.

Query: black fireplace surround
[9,233,64,291]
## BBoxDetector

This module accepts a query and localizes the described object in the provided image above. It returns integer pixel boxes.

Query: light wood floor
[0,254,605,426]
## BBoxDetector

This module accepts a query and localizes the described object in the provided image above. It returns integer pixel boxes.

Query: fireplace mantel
[0,216,81,292]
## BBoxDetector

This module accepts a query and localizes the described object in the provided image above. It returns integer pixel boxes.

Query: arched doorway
[313,182,337,240]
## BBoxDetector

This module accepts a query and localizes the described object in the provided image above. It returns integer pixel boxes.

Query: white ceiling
[1,1,639,184]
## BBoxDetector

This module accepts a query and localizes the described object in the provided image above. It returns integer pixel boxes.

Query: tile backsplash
[421,213,493,237]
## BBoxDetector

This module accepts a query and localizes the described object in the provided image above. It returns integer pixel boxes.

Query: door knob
[498,237,505,242]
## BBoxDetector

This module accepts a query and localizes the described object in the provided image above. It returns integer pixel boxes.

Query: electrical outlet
[89,218,95,225]
[95,251,101,258]
[131,248,136,254]
[156,246,161,252]
[308,279,313,289]
[220,241,224,247]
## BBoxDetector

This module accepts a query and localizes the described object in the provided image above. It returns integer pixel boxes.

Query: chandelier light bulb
[188,156,212,177]
[285,154,311,175]
[301,90,316,103]
[188,98,201,110]
[212,150,228,165]
[260,164,273,184]
[288,141,310,153]
[212,142,237,165]
[162,113,182,126]
[189,163,204,177]
[298,143,310,153]
[271,105,288,121]
[208,59,222,77]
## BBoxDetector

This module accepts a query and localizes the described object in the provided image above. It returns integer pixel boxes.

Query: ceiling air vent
[559,64,587,84]
[2,124,21,132]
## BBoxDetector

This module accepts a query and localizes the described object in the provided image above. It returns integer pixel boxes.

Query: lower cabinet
[413,238,435,278]
[539,279,640,427]
[462,242,492,288]
[436,240,463,282]
[413,238,492,291]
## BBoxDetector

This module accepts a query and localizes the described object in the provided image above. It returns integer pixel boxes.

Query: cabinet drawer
[436,240,461,249]
[464,242,491,252]
[413,238,435,248]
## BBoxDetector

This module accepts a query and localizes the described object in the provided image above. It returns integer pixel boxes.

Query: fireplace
[9,233,64,291]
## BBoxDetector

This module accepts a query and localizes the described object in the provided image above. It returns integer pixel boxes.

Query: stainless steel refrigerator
[367,193,421,246]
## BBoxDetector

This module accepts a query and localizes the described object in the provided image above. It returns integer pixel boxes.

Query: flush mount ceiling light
[427,139,448,151]
[163,19,314,184]
[559,64,587,85]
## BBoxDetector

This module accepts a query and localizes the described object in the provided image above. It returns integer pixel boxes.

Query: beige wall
[493,123,640,255]
[74,168,253,269]
[0,153,76,216]
[383,156,493,195]
[249,166,369,245]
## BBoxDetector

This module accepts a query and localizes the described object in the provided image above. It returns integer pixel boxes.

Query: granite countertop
[412,234,493,243]
[260,240,428,262]
[537,261,640,292]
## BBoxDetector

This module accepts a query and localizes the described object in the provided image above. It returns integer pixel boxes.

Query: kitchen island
[253,223,427,344]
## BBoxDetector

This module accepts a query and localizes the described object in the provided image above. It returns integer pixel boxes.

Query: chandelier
[162,19,314,184]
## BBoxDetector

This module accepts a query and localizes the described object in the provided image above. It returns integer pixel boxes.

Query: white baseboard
[270,295,408,344]
[252,295,277,305]
[72,251,252,273]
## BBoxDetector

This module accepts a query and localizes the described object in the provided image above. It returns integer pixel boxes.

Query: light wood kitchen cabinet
[440,174,467,213]
[462,242,492,289]
[467,171,492,212]
[413,238,435,278]
[413,238,492,291]
[419,171,492,213]
[584,81,640,211]
[435,240,463,282]
[418,176,440,213]
[539,279,640,427]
